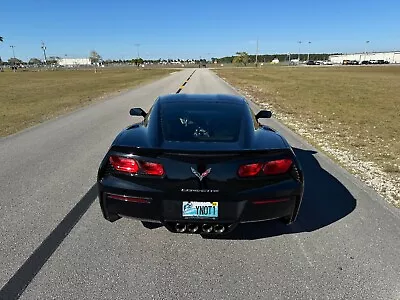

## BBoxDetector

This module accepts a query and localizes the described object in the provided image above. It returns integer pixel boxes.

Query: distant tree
[28,58,42,65]
[46,56,60,65]
[233,52,249,66]
[89,50,101,64]
[132,58,144,66]
[89,50,102,73]
[8,57,23,65]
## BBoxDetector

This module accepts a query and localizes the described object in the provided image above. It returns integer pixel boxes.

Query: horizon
[1,0,399,61]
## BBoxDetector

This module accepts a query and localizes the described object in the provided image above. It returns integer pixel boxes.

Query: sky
[0,0,399,61]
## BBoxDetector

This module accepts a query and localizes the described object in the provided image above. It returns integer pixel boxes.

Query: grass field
[215,66,400,206]
[0,68,172,137]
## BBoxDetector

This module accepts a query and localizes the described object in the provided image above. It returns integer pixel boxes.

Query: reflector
[252,198,290,204]
[107,193,150,203]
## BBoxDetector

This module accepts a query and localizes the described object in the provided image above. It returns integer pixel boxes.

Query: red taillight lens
[238,159,293,177]
[141,162,165,176]
[109,155,139,173]
[109,155,165,176]
[238,163,263,177]
[262,159,293,175]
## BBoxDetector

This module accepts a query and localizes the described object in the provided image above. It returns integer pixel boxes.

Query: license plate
[182,201,218,218]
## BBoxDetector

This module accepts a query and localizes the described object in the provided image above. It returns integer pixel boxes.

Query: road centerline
[176,69,196,93]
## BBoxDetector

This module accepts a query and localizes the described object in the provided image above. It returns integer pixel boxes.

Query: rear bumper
[98,177,303,225]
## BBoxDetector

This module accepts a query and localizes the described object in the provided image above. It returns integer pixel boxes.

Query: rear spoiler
[110,145,293,157]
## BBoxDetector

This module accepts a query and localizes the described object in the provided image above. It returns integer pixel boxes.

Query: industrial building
[329,51,400,64]
[57,58,91,66]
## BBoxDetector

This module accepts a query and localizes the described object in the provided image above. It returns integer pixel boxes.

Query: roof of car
[158,94,246,105]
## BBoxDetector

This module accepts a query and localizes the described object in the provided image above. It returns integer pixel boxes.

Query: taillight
[237,163,263,177]
[109,155,139,173]
[238,159,293,177]
[141,162,165,176]
[109,155,165,176]
[262,159,292,175]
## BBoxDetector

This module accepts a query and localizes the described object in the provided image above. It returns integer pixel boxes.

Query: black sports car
[97,94,304,235]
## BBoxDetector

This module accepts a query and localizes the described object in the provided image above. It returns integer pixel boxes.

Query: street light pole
[10,45,16,70]
[10,45,16,58]
[255,38,259,67]
[297,41,302,63]
[307,41,311,61]
[365,40,370,61]
[41,41,47,64]
[134,43,140,59]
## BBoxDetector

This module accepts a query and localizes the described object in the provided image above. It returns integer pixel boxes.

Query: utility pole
[255,38,259,67]
[41,41,47,64]
[365,40,370,61]
[10,45,16,71]
[297,41,302,63]
[134,43,140,59]
[134,43,140,67]
[307,41,311,61]
[10,45,16,58]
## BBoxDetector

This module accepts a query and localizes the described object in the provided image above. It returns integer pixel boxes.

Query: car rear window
[160,102,244,142]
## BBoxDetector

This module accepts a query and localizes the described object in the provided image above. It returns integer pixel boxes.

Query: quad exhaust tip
[175,223,187,233]
[187,224,199,233]
[213,224,225,233]
[201,224,213,233]
[174,223,227,234]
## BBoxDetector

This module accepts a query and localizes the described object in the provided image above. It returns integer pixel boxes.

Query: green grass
[0,67,173,136]
[215,66,400,185]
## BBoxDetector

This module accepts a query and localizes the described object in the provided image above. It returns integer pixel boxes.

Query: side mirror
[255,110,272,120]
[129,108,147,118]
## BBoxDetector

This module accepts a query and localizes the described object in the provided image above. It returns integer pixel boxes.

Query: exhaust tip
[213,224,225,233]
[187,224,199,233]
[201,224,213,233]
[175,223,187,233]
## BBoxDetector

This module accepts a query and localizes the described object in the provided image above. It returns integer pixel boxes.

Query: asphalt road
[0,69,399,300]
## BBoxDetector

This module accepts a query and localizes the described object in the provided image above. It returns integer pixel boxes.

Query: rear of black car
[97,96,304,234]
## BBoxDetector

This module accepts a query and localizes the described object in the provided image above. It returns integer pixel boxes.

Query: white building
[57,58,92,66]
[329,51,400,64]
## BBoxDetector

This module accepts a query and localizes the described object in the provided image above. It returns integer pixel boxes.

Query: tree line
[215,53,342,64]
